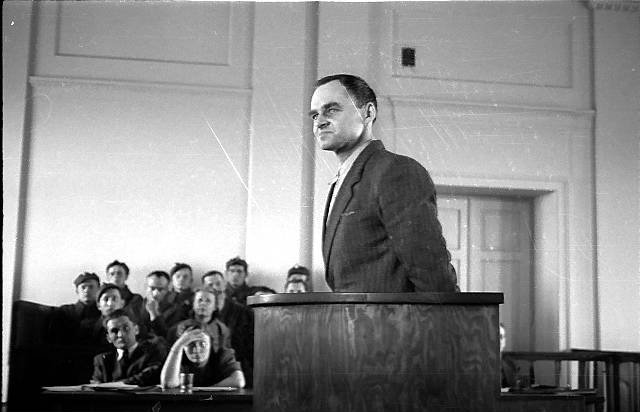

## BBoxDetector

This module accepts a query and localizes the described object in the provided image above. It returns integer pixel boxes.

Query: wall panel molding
[29,75,252,96]
[34,1,253,88]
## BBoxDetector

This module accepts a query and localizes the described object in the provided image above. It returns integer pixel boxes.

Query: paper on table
[82,382,140,390]
[192,387,237,392]
[42,385,86,392]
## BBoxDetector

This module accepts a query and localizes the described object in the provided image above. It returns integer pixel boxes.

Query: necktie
[118,350,130,377]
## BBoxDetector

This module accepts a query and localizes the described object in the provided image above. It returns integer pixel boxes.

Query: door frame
[436,176,567,352]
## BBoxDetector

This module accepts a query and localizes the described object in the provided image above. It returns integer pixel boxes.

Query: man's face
[98,289,124,316]
[146,275,169,301]
[202,274,226,295]
[499,325,506,353]
[106,265,128,287]
[309,80,367,155]
[76,280,100,304]
[105,316,138,350]
[286,282,307,294]
[172,268,193,291]
[226,265,247,288]
[193,290,216,318]
[184,334,211,365]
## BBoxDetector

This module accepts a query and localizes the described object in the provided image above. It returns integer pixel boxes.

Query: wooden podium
[248,292,503,412]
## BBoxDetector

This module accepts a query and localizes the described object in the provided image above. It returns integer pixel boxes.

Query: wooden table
[39,388,252,412]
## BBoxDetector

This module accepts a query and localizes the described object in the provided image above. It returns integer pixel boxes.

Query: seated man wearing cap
[160,322,245,389]
[169,262,195,314]
[284,279,307,293]
[286,264,311,291]
[91,309,166,386]
[105,260,143,314]
[224,257,269,305]
[50,272,102,344]
[90,283,127,346]
[201,271,255,387]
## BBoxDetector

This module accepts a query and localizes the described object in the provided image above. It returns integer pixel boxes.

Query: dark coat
[323,140,457,292]
[91,340,165,386]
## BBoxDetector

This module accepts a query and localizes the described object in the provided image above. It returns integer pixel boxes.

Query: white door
[438,195,533,351]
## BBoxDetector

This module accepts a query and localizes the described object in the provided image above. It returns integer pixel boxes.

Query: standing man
[309,74,457,292]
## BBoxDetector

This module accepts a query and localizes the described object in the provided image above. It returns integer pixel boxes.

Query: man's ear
[133,324,140,337]
[364,103,376,124]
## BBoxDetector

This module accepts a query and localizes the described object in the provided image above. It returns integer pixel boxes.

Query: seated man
[284,279,307,293]
[224,257,266,305]
[160,324,244,388]
[286,264,311,291]
[105,260,143,313]
[130,271,189,339]
[91,283,127,346]
[169,262,195,313]
[202,271,254,387]
[50,272,102,344]
[91,309,166,386]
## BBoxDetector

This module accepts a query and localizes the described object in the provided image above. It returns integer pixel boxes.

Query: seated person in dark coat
[91,309,166,386]
[50,272,101,344]
[202,271,255,387]
[160,323,244,388]
[105,260,143,314]
[91,283,127,346]
[286,264,311,291]
[169,262,195,313]
[284,279,307,294]
[224,256,266,305]
[129,271,189,339]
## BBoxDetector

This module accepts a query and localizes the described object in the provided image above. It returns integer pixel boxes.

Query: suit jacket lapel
[322,141,384,266]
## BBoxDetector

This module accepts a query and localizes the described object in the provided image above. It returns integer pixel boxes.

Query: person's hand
[176,328,208,348]
[145,297,160,319]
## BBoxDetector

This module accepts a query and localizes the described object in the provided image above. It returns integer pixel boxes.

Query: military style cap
[287,264,310,277]
[97,283,122,301]
[73,272,100,287]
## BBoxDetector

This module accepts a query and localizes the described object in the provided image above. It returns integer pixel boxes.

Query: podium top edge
[247,292,504,307]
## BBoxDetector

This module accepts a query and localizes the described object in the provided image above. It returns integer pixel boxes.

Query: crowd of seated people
[39,257,316,390]
[44,256,309,389]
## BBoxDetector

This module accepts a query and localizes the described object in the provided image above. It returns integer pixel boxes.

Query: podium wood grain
[251,294,501,412]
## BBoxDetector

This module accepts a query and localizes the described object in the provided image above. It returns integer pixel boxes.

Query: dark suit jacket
[323,140,457,292]
[91,340,165,386]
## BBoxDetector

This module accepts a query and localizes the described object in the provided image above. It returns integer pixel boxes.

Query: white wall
[593,7,640,350]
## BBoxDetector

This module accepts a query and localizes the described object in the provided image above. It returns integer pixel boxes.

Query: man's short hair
[201,270,224,283]
[315,74,378,114]
[287,264,310,278]
[146,270,171,283]
[97,283,122,301]
[102,308,135,329]
[73,272,100,287]
[106,260,129,275]
[170,262,192,277]
[225,256,248,272]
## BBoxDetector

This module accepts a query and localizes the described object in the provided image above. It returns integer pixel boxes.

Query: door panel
[438,195,533,350]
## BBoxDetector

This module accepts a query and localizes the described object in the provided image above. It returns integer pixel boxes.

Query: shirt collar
[329,139,374,185]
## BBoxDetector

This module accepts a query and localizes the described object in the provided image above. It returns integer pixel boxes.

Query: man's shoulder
[94,349,116,363]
